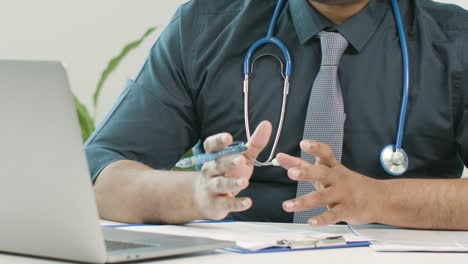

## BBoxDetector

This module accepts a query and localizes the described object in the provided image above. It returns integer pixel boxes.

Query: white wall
[0,0,466,176]
[0,0,187,121]
[440,0,468,8]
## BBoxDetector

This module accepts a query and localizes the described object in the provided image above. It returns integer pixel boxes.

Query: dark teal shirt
[85,0,468,223]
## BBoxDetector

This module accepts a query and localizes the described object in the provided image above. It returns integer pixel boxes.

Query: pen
[175,141,248,168]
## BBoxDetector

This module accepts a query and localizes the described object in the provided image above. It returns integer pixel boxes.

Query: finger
[224,155,251,179]
[204,133,233,153]
[222,155,255,196]
[275,153,309,170]
[216,196,252,213]
[287,165,331,186]
[308,205,345,227]
[201,154,241,177]
[276,153,331,185]
[282,188,336,213]
[244,121,272,163]
[300,140,338,167]
[314,182,326,191]
[207,176,248,194]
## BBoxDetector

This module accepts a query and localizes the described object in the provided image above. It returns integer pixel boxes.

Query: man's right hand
[193,121,272,220]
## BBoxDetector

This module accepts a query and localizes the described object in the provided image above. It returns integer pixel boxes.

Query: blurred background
[0,0,466,175]
[0,0,186,123]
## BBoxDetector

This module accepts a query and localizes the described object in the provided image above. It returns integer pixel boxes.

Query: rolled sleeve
[456,80,468,167]
[85,11,198,182]
[457,106,468,166]
[455,35,468,167]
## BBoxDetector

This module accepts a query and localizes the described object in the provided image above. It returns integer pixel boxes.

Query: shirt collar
[289,0,388,52]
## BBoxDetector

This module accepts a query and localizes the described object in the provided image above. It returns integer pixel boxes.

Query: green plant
[74,95,95,142]
[74,27,157,142]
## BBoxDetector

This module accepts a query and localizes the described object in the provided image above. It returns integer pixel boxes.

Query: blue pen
[175,141,248,168]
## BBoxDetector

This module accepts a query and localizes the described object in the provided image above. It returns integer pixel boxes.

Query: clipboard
[104,221,371,254]
[227,240,371,254]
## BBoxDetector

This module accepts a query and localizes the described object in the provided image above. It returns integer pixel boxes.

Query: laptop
[0,60,234,263]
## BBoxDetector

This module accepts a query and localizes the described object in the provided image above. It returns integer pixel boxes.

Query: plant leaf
[93,26,157,112]
[74,95,95,142]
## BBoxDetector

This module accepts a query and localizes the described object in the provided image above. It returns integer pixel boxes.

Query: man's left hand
[276,140,386,226]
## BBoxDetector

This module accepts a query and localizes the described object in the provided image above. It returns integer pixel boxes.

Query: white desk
[2,222,467,264]
[2,246,467,264]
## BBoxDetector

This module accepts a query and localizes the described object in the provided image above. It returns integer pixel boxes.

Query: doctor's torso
[185,0,467,221]
[85,0,468,223]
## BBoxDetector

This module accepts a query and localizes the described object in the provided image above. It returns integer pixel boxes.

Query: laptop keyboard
[105,240,153,252]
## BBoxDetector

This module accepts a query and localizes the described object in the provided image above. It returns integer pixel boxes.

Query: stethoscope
[243,0,410,176]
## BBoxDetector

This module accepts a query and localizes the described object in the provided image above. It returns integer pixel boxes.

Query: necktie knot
[319,31,349,66]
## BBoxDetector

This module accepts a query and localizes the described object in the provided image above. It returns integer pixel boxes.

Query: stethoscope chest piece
[380,145,409,176]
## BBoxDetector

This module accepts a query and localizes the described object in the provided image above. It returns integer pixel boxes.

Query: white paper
[351,224,468,252]
[119,222,361,251]
[370,241,468,252]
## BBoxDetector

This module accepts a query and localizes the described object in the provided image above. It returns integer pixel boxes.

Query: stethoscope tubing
[243,37,292,77]
[391,0,410,152]
[243,0,291,77]
[243,0,292,166]
[242,0,410,175]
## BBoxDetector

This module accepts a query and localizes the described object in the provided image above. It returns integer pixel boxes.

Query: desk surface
[2,222,467,264]
[2,246,467,264]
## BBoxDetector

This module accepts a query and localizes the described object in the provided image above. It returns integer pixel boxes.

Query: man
[85,0,468,229]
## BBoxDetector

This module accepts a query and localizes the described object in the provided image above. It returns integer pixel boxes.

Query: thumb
[244,121,272,162]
